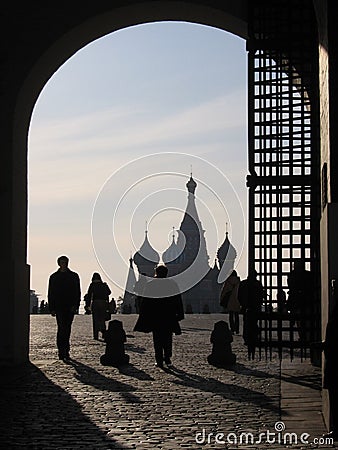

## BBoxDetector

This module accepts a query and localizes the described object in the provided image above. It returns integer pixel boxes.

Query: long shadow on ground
[69,359,143,403]
[166,366,284,416]
[226,363,322,391]
[0,362,128,449]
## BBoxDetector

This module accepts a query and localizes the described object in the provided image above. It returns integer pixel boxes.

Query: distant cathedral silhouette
[122,174,237,313]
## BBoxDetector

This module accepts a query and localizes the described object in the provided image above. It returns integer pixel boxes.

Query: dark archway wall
[314,0,338,430]
[0,1,247,365]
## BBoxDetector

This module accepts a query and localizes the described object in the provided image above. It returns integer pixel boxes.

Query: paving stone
[0,314,336,449]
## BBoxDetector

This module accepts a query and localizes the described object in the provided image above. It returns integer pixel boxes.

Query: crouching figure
[100,319,129,367]
[207,320,236,367]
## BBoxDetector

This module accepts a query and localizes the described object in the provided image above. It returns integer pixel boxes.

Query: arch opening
[27,20,248,320]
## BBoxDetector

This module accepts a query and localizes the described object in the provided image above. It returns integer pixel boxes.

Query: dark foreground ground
[0,314,336,449]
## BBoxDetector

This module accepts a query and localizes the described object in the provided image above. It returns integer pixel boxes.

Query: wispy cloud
[29,88,246,158]
[29,89,246,206]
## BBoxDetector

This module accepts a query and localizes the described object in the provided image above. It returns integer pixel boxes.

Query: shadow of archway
[0,363,128,449]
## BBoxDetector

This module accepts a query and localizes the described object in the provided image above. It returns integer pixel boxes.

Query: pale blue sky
[28,21,248,302]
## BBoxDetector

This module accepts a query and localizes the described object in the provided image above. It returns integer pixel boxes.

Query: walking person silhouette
[134,265,184,368]
[220,270,241,334]
[47,255,81,361]
[85,272,111,340]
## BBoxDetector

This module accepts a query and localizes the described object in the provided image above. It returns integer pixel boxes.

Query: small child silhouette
[100,319,129,367]
[207,320,236,367]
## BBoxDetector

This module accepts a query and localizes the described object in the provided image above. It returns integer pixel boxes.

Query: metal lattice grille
[247,0,320,359]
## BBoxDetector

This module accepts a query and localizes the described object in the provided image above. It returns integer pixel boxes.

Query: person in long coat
[134,265,184,368]
[48,255,81,361]
[85,272,111,340]
[220,270,241,334]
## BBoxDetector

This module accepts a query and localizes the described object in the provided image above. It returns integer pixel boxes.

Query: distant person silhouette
[85,272,111,340]
[47,255,81,361]
[287,260,314,341]
[323,302,338,440]
[83,294,91,314]
[277,288,287,314]
[39,299,48,314]
[207,320,236,367]
[238,270,264,360]
[134,265,184,368]
[220,270,241,334]
[100,319,129,367]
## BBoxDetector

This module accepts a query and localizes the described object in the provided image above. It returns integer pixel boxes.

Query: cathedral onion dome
[217,232,230,265]
[162,234,180,264]
[133,231,160,268]
[217,231,237,266]
[186,175,197,195]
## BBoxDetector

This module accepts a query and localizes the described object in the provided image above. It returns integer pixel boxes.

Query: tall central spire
[178,173,209,270]
[181,174,199,231]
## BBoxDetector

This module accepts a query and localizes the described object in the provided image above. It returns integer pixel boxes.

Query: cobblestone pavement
[0,314,336,449]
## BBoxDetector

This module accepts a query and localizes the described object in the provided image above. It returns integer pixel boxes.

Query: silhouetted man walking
[134,265,184,368]
[48,255,81,361]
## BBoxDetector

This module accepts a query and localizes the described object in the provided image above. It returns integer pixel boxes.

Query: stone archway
[2,1,248,366]
[1,0,325,368]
